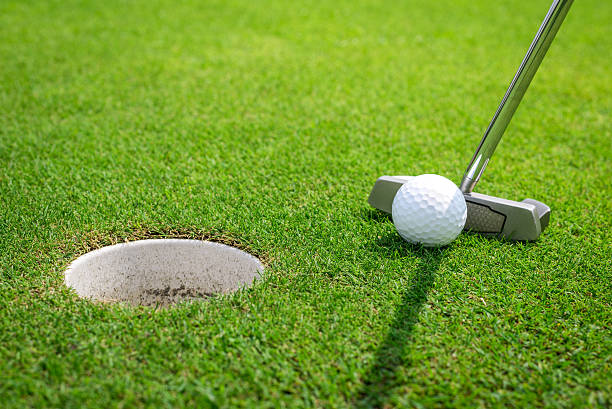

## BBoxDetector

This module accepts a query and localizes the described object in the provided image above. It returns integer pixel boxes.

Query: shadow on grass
[353,233,446,408]
[360,207,392,223]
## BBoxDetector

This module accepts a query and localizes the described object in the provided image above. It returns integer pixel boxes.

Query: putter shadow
[353,234,446,408]
[360,207,392,223]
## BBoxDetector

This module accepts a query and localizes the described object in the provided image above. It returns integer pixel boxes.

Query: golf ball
[392,174,467,247]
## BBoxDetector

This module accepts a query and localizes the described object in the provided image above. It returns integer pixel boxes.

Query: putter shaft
[460,0,574,193]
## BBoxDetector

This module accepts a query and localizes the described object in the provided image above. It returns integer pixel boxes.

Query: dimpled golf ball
[392,174,467,247]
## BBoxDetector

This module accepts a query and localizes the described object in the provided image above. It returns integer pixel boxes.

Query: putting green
[1,0,610,407]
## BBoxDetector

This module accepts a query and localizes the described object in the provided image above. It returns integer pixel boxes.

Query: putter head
[368,176,550,241]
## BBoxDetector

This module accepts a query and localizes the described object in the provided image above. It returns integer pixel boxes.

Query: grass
[0,0,610,407]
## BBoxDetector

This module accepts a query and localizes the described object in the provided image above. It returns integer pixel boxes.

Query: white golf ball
[392,174,467,247]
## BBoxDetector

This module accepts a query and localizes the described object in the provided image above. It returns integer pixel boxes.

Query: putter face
[368,176,550,241]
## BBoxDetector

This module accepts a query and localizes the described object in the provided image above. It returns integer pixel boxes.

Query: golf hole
[64,239,263,306]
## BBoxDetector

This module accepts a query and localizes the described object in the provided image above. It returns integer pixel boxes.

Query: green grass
[1,0,610,407]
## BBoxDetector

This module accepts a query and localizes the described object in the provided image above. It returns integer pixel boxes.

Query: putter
[368,0,573,241]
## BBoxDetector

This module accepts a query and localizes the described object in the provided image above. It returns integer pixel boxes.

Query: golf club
[368,0,573,241]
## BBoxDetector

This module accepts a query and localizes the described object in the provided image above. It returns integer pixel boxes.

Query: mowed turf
[0,0,610,407]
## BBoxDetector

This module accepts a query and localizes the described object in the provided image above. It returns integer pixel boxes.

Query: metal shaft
[460,0,574,193]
